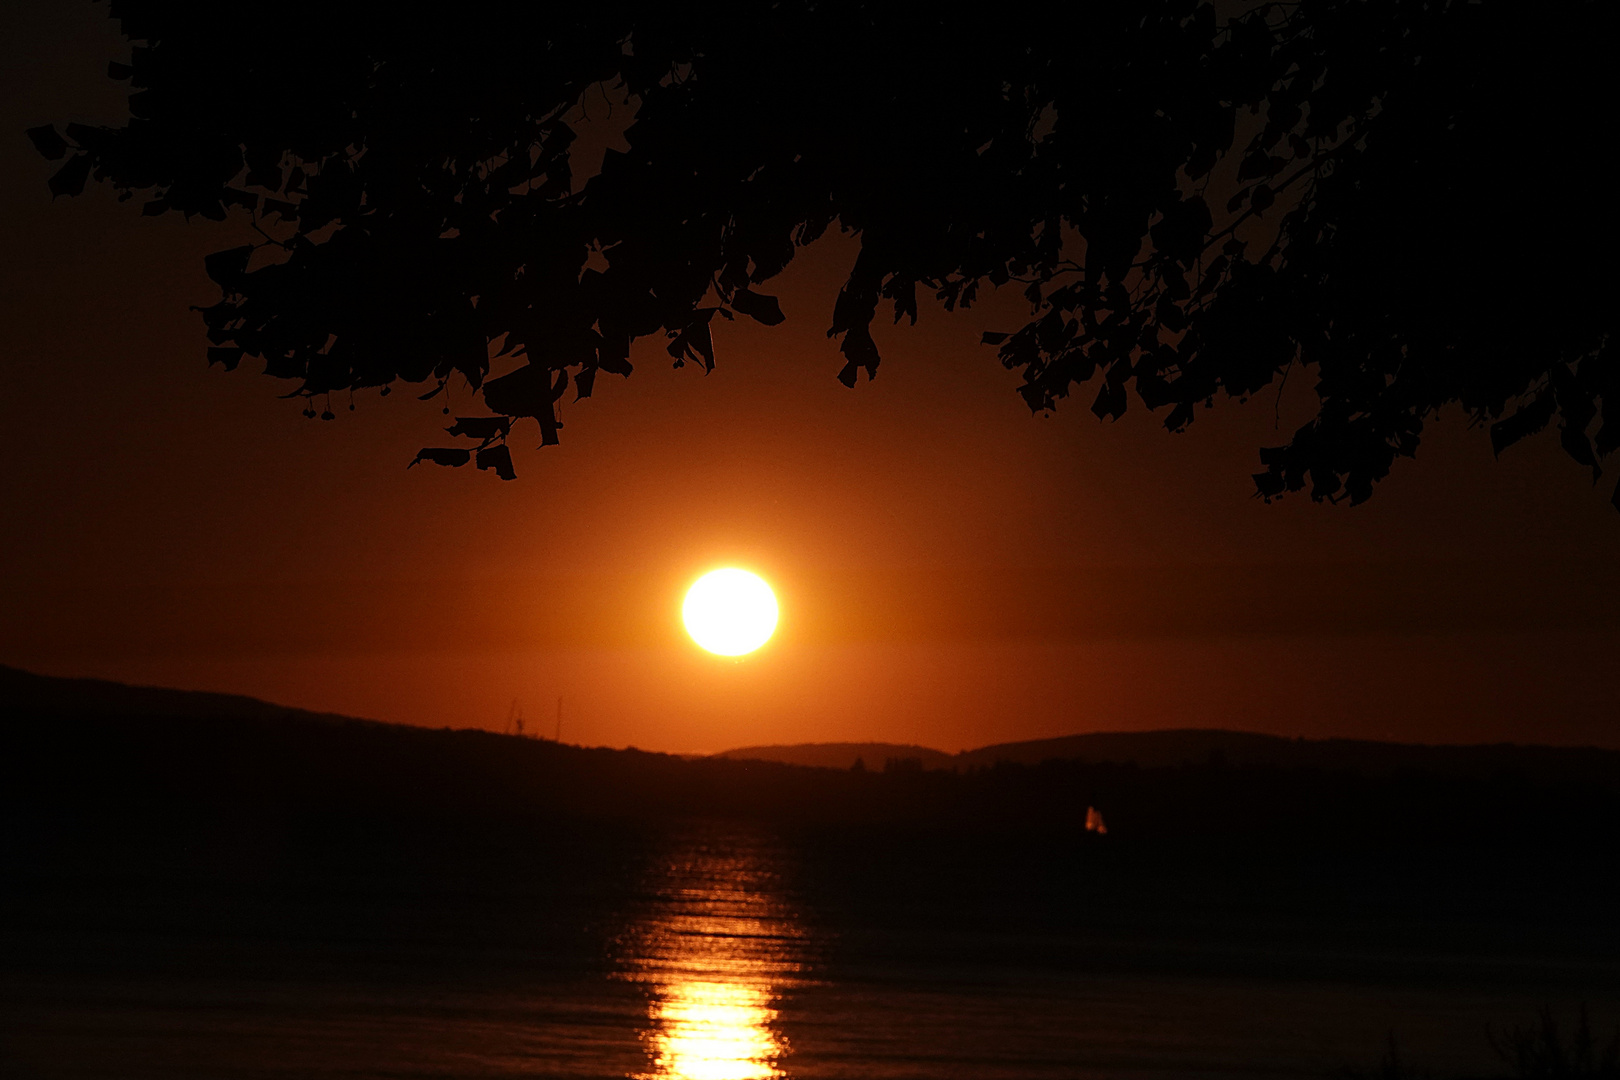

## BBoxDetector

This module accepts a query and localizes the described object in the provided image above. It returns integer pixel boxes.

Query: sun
[683,569,779,657]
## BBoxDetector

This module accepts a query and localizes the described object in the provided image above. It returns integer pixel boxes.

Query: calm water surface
[3,820,1616,1079]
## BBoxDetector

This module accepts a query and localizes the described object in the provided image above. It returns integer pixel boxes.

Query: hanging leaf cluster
[33,0,1617,504]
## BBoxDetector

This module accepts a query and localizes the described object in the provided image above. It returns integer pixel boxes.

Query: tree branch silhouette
[29,0,1617,506]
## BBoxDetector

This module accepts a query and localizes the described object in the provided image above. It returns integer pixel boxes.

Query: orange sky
[3,3,1618,752]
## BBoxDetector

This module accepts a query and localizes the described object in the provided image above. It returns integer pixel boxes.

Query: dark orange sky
[4,3,1617,752]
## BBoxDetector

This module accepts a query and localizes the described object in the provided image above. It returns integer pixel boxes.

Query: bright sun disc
[683,569,779,657]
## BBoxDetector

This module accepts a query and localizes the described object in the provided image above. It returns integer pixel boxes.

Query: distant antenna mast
[555,696,562,743]
[506,698,524,738]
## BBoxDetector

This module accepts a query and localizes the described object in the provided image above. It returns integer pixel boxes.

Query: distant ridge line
[0,663,378,728]
[4,664,1615,784]
[715,742,958,771]
[714,729,1620,782]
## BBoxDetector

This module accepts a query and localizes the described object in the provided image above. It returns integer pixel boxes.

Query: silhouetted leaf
[408,447,471,469]
[597,332,633,376]
[667,313,716,371]
[26,125,67,161]
[203,246,253,289]
[475,444,516,480]
[445,416,510,443]
[729,288,785,326]
[264,354,304,379]
[836,323,881,386]
[63,123,106,148]
[207,347,244,370]
[1091,379,1127,420]
[482,363,550,417]
[1490,392,1556,456]
[47,154,93,198]
[1253,466,1287,500]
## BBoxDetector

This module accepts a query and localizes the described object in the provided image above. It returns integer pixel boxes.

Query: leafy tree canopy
[31,0,1617,503]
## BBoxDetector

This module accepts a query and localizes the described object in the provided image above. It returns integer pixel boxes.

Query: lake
[4,818,1616,1079]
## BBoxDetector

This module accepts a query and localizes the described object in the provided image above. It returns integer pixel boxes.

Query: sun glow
[682,569,779,656]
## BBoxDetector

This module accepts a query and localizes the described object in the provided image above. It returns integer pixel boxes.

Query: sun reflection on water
[618,828,810,1080]
[644,979,781,1080]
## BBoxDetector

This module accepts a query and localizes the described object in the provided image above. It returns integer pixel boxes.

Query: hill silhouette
[6,661,1620,986]
[5,661,1618,852]
[14,662,1614,805]
[717,729,1620,786]
[0,663,374,726]
[12,662,1611,788]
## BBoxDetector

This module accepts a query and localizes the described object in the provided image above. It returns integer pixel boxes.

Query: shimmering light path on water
[614,826,811,1080]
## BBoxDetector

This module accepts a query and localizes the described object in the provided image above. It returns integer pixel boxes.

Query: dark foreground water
[4,818,1617,1079]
